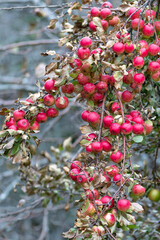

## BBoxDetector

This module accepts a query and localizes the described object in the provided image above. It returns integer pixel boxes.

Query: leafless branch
[0,39,57,51]
[38,209,48,240]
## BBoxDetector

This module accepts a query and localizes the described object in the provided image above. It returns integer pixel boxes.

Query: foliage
[0,0,160,239]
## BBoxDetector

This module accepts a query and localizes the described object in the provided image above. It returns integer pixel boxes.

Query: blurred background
[0,1,159,240]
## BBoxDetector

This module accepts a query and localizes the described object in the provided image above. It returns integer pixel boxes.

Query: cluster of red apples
[81,109,152,155]
[69,159,145,230]
[3,0,159,237]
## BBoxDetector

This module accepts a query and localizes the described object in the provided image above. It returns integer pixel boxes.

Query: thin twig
[0,39,57,51]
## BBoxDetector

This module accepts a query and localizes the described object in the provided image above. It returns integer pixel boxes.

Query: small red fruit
[123,71,134,84]
[117,199,131,212]
[101,74,111,83]
[113,174,125,186]
[105,165,120,177]
[6,117,16,128]
[148,44,160,56]
[83,202,96,216]
[55,96,69,109]
[80,37,92,48]
[132,184,145,196]
[100,8,112,19]
[96,81,108,93]
[77,47,90,60]
[86,189,99,200]
[110,151,123,163]
[142,24,154,38]
[86,144,93,152]
[86,133,97,141]
[17,119,30,131]
[80,63,92,75]
[101,20,109,30]
[103,115,113,128]
[92,226,105,236]
[121,90,133,102]
[124,43,134,53]
[109,16,120,26]
[87,112,100,126]
[91,48,103,55]
[44,79,57,93]
[155,21,160,32]
[133,123,144,134]
[70,168,79,181]
[61,83,74,94]
[92,141,103,152]
[92,92,104,102]
[145,9,156,20]
[110,123,121,135]
[70,59,82,69]
[13,110,25,121]
[100,195,114,209]
[89,21,97,31]
[148,61,160,72]
[30,121,39,130]
[9,125,18,130]
[144,120,153,134]
[83,83,95,95]
[36,112,47,123]
[121,123,133,135]
[112,42,125,55]
[77,73,91,85]
[101,140,112,152]
[71,161,82,170]
[133,73,145,84]
[26,98,34,104]
[81,110,90,122]
[101,2,113,9]
[90,7,100,17]
[131,18,144,30]
[46,108,59,118]
[132,116,144,124]
[43,94,55,106]
[139,40,148,49]
[139,48,148,57]
[125,114,133,123]
[103,213,115,227]
[130,110,140,117]
[77,171,89,183]
[128,7,141,20]
[111,102,121,113]
[133,56,144,69]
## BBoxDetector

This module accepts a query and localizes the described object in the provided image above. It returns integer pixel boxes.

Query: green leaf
[10,142,20,156]
[87,100,94,108]
[81,198,89,213]
[133,135,143,143]
[127,224,138,229]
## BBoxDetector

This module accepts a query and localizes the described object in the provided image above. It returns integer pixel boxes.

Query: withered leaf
[119,4,131,13]
[131,202,144,213]
[47,19,58,29]
[80,125,93,134]
[58,36,69,46]
[0,108,11,116]
[4,139,15,150]
[68,2,81,16]
[12,150,23,164]
[45,62,58,75]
